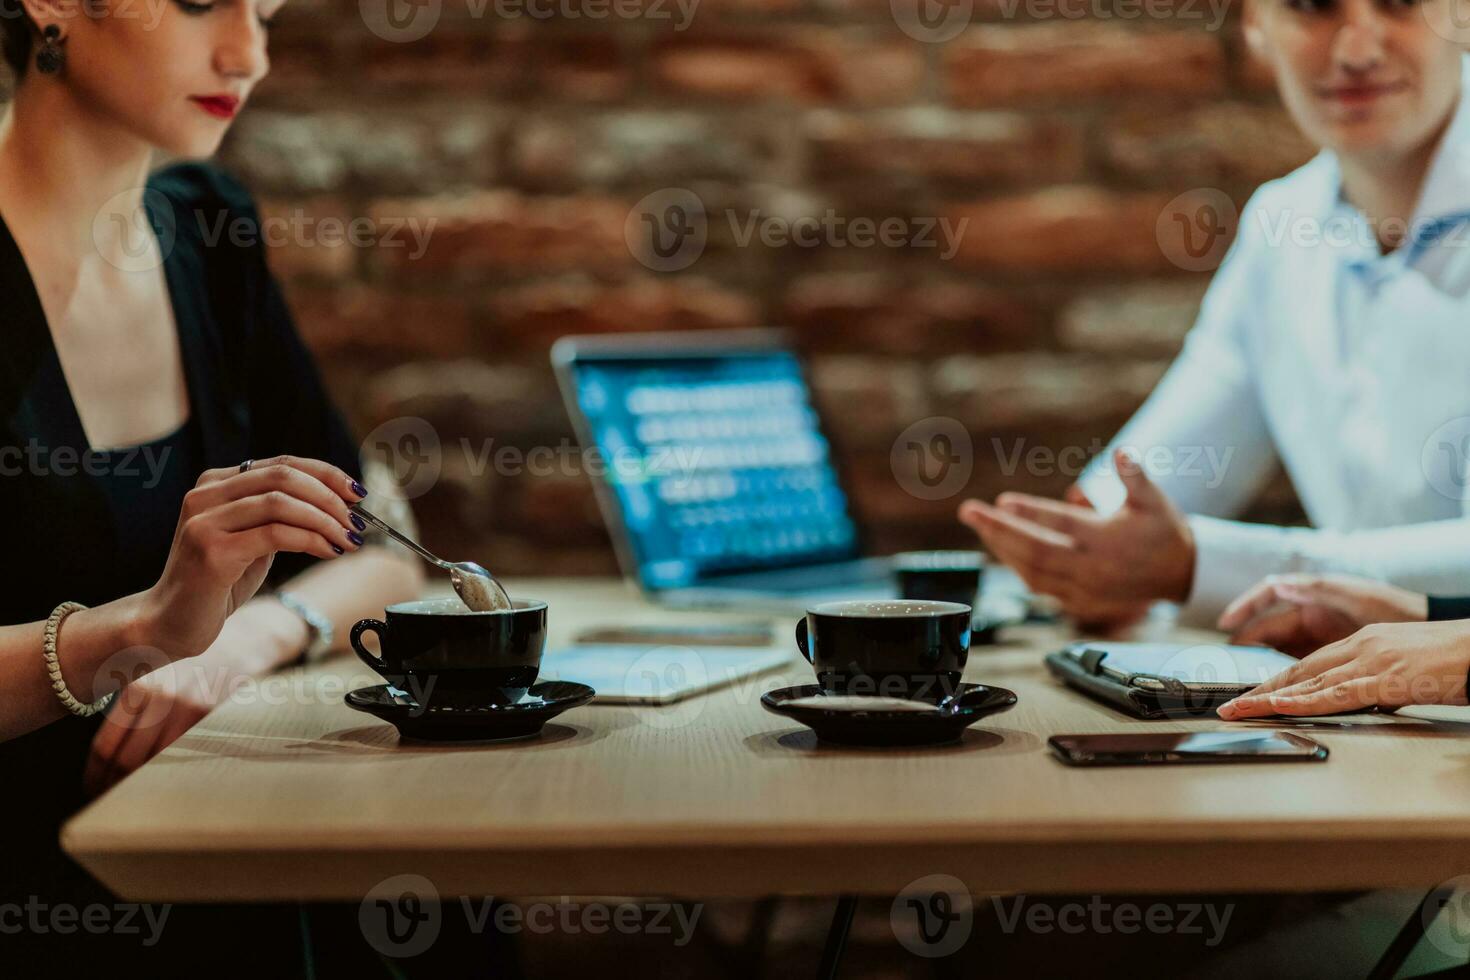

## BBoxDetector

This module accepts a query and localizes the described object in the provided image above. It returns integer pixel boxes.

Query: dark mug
[893,551,986,607]
[795,599,972,701]
[351,598,547,707]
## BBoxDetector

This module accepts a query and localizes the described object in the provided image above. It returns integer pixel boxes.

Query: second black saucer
[761,683,1018,747]
[345,680,595,742]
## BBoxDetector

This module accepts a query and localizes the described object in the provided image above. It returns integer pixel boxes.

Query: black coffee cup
[351,598,547,707]
[893,551,986,607]
[795,599,972,701]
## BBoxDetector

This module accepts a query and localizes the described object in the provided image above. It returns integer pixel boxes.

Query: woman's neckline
[0,185,196,454]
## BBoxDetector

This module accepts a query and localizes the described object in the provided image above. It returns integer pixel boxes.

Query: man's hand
[957,448,1195,628]
[1217,620,1470,719]
[1218,574,1429,658]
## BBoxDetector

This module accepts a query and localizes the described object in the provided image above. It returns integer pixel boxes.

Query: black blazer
[0,162,361,926]
[0,162,362,623]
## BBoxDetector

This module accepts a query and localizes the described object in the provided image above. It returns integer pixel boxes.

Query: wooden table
[62,578,1470,904]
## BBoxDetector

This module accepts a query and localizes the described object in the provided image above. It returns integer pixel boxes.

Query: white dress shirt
[1079,59,1470,620]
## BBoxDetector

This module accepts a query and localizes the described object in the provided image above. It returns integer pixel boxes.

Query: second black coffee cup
[795,599,972,701]
[351,598,547,707]
[893,551,986,607]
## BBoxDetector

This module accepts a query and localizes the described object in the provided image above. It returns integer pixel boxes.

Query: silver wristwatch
[276,592,335,664]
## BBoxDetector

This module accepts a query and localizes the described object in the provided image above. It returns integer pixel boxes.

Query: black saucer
[345,681,595,742]
[761,683,1018,747]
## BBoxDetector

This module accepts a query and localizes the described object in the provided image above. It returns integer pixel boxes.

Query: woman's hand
[83,660,217,796]
[1217,574,1428,657]
[138,455,366,663]
[1217,621,1470,719]
[83,599,310,795]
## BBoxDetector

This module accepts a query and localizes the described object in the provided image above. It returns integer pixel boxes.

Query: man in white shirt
[960,0,1470,628]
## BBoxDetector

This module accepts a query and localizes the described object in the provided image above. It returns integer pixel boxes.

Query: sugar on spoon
[349,502,513,612]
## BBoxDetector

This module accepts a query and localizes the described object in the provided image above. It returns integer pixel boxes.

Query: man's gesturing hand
[957,448,1195,628]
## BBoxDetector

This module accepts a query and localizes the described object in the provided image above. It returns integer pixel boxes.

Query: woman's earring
[36,25,65,75]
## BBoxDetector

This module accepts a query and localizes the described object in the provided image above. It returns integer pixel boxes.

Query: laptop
[552,329,895,612]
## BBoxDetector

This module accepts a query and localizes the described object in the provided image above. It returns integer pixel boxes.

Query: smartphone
[1048,731,1329,767]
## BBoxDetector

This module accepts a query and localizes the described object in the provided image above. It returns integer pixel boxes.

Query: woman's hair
[0,3,35,80]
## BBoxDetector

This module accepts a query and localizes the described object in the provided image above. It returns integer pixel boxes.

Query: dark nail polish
[351,480,368,498]
[350,513,366,532]
[332,544,344,555]
[348,531,364,547]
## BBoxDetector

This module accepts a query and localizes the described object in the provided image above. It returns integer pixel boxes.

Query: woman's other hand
[83,598,311,795]
[1217,620,1470,719]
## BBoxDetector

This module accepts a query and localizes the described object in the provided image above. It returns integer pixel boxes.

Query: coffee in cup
[351,597,547,708]
[795,598,972,701]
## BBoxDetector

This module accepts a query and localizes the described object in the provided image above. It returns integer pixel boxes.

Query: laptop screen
[566,349,861,589]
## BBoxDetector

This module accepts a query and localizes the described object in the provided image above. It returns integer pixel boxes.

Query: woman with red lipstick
[193,92,242,119]
[0,0,423,970]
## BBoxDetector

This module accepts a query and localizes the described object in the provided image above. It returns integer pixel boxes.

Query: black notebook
[1044,642,1297,720]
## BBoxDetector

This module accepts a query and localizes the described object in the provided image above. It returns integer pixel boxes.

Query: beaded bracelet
[43,601,115,717]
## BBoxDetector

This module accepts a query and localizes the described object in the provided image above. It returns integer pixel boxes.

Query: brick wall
[23,1,1322,573]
